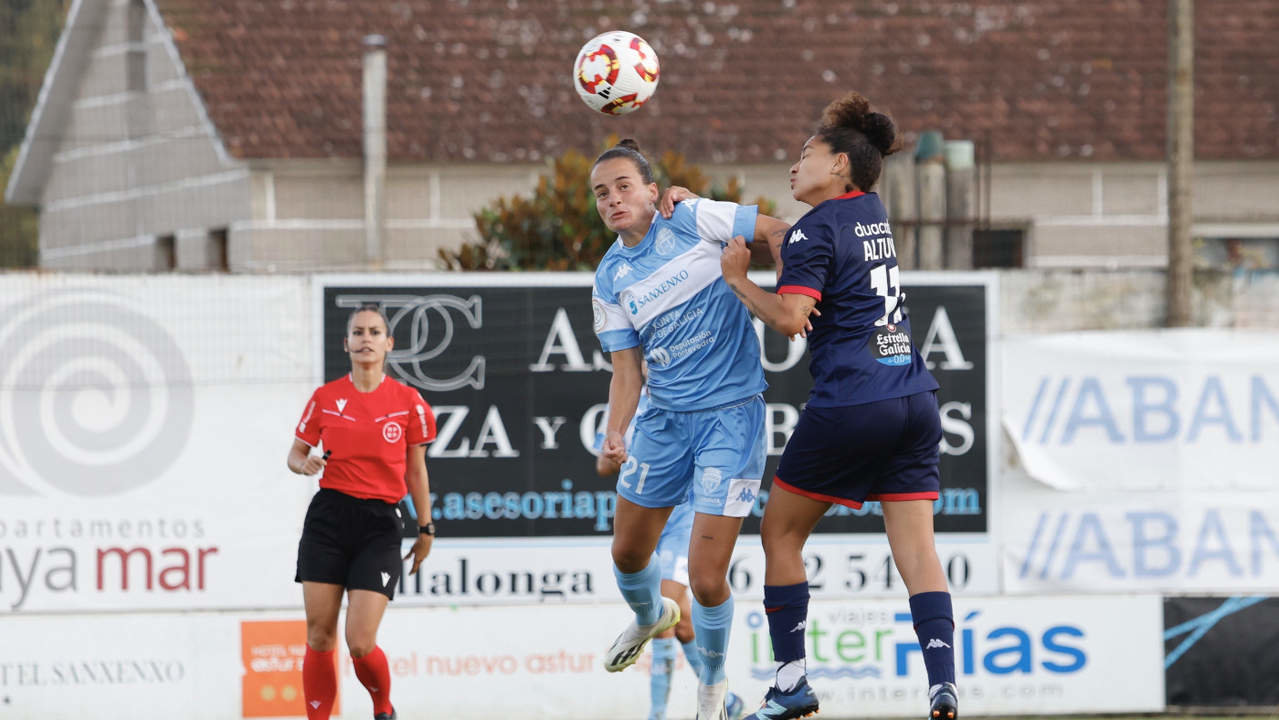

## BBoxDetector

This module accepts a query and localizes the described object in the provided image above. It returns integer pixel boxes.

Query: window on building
[972,228,1025,268]
[156,234,176,270]
[211,228,229,272]
[1195,236,1279,272]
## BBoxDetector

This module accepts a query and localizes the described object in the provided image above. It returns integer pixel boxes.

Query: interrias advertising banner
[1000,330,1279,593]
[0,596,1163,719]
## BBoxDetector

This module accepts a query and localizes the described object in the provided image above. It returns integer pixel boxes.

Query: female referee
[719,93,959,720]
[590,139,791,720]
[287,304,436,720]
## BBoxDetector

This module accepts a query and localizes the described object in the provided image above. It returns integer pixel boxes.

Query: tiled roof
[155,0,1279,163]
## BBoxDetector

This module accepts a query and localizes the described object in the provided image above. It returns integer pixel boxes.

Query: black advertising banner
[321,275,989,538]
[1165,596,1279,705]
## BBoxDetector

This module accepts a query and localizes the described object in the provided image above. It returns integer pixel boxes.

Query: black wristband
[419,522,436,536]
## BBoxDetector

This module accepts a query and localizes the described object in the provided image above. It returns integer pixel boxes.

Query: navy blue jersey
[777,190,938,407]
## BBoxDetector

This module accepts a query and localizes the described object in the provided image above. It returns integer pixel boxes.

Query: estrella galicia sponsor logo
[868,324,913,366]
[626,270,691,315]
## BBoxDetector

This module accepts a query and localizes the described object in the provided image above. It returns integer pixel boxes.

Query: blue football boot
[742,677,820,720]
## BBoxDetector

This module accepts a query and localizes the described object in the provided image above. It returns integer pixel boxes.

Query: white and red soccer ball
[573,31,660,115]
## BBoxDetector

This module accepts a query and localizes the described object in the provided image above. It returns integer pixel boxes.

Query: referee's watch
[419,522,436,537]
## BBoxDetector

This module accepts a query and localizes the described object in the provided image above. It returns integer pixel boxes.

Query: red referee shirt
[295,374,436,504]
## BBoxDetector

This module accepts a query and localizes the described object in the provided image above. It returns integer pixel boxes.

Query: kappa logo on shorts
[725,477,761,516]
[382,421,402,443]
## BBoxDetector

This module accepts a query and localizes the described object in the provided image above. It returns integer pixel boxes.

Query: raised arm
[720,236,818,339]
[751,213,790,269]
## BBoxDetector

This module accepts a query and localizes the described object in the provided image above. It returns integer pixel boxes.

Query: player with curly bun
[719,93,958,720]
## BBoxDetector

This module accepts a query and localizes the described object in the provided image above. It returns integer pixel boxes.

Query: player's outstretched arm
[721,236,818,339]
[403,443,433,573]
[751,214,790,268]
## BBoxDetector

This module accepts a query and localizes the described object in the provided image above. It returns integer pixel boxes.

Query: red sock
[352,646,393,716]
[302,645,337,720]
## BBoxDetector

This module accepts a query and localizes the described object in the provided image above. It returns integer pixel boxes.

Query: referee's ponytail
[816,92,900,193]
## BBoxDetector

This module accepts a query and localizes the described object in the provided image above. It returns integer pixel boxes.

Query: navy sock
[763,582,810,664]
[909,591,956,686]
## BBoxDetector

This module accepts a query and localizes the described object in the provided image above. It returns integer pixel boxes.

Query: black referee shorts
[295,488,403,600]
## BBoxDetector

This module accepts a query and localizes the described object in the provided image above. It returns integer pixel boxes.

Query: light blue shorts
[617,394,766,518]
[657,501,695,586]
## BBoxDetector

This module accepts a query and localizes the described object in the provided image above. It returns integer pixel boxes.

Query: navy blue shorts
[773,391,941,508]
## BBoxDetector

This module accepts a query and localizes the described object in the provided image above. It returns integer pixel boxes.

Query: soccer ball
[572,31,660,115]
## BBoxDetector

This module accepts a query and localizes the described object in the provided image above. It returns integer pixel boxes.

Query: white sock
[697,678,728,718]
[776,659,805,692]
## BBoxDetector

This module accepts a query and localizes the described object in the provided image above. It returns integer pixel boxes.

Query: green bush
[441,139,776,271]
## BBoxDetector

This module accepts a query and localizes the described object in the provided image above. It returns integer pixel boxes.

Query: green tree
[1,0,70,268]
[442,138,777,271]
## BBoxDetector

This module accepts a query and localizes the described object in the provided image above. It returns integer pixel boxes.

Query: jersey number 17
[869,264,903,326]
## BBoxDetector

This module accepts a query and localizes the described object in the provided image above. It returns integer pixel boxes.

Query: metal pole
[1167,0,1194,326]
[363,34,388,268]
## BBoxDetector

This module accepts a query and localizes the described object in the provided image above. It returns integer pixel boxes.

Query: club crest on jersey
[382,421,403,443]
[336,398,347,412]
[655,227,677,256]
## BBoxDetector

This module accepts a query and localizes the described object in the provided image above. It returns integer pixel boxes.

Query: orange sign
[241,620,340,718]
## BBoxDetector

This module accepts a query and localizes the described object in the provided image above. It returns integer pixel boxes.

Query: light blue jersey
[592,199,767,411]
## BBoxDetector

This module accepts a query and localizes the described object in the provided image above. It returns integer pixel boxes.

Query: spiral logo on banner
[0,289,194,496]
